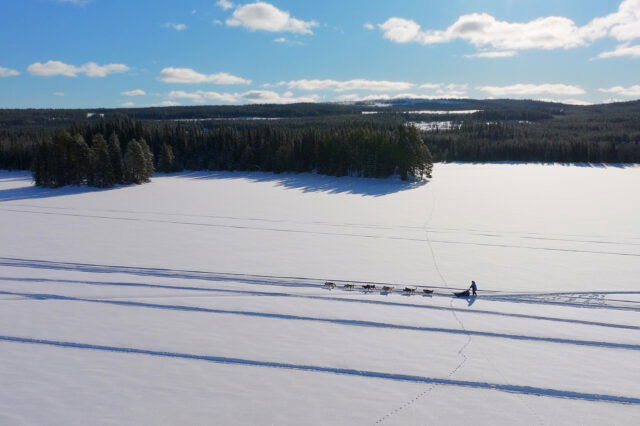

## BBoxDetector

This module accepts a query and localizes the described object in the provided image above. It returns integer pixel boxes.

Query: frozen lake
[1,163,639,425]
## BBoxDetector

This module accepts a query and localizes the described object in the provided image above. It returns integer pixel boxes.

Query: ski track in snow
[2,208,639,258]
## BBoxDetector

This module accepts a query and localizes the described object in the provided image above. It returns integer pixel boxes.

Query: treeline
[2,100,640,177]
[0,103,360,129]
[32,131,154,187]
[426,121,640,163]
[26,119,432,187]
[76,120,432,180]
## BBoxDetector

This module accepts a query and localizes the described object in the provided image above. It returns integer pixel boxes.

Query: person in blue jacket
[470,280,478,296]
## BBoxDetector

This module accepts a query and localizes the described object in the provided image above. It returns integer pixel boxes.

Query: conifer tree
[123,139,147,184]
[107,132,124,184]
[68,134,91,185]
[89,134,114,187]
[158,143,175,172]
[139,138,155,180]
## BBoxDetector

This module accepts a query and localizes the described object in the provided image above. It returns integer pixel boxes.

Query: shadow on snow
[0,335,638,405]
[1,289,638,351]
[171,170,428,196]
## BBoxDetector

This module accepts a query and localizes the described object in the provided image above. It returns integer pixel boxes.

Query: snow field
[0,163,639,425]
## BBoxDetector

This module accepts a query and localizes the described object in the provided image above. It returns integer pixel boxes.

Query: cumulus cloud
[336,93,467,102]
[274,79,415,92]
[598,85,640,97]
[151,101,182,107]
[536,98,593,105]
[465,50,517,58]
[477,83,586,97]
[581,0,640,42]
[167,89,319,104]
[168,90,239,103]
[595,43,640,59]
[226,2,318,35]
[265,80,470,100]
[418,83,469,97]
[121,101,136,107]
[57,0,92,5]
[122,89,146,97]
[363,23,375,30]
[377,0,640,57]
[0,66,20,77]
[241,90,319,103]
[216,0,234,10]
[27,60,129,77]
[158,67,251,85]
[378,15,586,50]
[163,22,187,31]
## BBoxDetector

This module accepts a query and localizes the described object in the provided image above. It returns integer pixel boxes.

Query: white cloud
[122,89,146,97]
[536,98,593,105]
[417,83,469,97]
[168,90,239,103]
[152,100,182,107]
[595,43,640,59]
[477,83,586,97]
[158,67,251,85]
[57,0,92,5]
[226,2,318,35]
[598,85,640,97]
[241,90,319,103]
[212,19,224,26]
[217,0,234,10]
[272,37,303,46]
[27,60,129,77]
[0,66,19,77]
[163,22,187,31]
[465,50,517,58]
[167,89,319,104]
[336,93,466,102]
[581,0,640,42]
[274,79,415,92]
[419,83,468,90]
[377,0,640,55]
[81,62,129,77]
[121,101,136,107]
[27,61,78,77]
[378,14,586,50]
[363,23,375,30]
[53,92,65,97]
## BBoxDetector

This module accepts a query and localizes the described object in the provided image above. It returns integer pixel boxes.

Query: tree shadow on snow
[0,174,126,203]
[445,161,636,169]
[171,171,429,196]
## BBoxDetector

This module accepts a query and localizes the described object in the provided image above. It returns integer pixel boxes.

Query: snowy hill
[0,163,639,425]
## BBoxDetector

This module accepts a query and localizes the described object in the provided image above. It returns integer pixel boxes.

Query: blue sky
[1,0,639,108]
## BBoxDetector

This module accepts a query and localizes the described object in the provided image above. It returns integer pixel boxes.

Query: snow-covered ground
[0,163,638,425]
